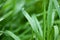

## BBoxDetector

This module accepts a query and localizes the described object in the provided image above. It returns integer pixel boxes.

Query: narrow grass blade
[19,27,31,37]
[0,11,12,21]
[32,14,43,38]
[53,0,60,18]
[47,0,53,40]
[47,0,53,28]
[43,0,47,40]
[4,30,21,40]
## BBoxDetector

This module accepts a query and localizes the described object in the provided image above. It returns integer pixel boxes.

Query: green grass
[0,0,60,40]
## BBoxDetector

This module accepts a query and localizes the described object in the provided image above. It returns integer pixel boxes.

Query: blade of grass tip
[22,8,38,33]
[47,0,53,40]
[4,30,21,40]
[32,14,43,38]
[54,25,59,40]
[0,11,12,21]
[53,0,60,18]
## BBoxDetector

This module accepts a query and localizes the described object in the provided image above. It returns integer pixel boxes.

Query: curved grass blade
[22,8,38,33]
[4,30,21,40]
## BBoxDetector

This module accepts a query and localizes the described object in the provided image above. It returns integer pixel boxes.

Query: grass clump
[0,0,60,40]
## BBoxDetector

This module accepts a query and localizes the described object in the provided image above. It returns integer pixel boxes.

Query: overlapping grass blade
[32,14,43,38]
[22,8,43,40]
[22,8,38,33]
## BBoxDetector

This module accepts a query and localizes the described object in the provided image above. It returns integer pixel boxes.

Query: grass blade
[4,30,21,40]
[0,11,12,21]
[22,8,43,40]
[54,25,59,40]
[22,8,38,33]
[53,0,60,18]
[43,0,47,40]
[13,0,25,14]
[47,0,53,40]
[32,14,43,38]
